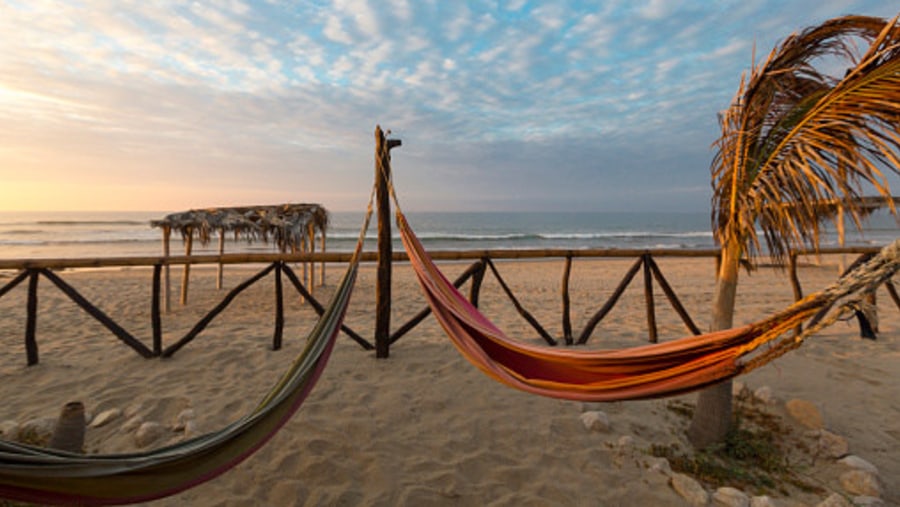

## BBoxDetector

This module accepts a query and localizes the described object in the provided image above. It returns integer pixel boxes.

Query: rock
[134,422,166,448]
[645,456,671,475]
[671,473,708,507]
[0,420,19,440]
[90,408,122,428]
[18,417,55,445]
[785,399,824,430]
[817,430,849,459]
[122,416,143,432]
[123,402,143,419]
[579,411,611,432]
[616,435,634,452]
[838,455,878,475]
[713,487,749,507]
[839,469,882,498]
[753,386,775,404]
[182,420,197,439]
[851,496,884,506]
[173,409,196,432]
[816,493,852,507]
[750,496,777,507]
[732,381,746,397]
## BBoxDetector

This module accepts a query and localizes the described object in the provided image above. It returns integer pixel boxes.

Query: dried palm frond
[711,14,900,264]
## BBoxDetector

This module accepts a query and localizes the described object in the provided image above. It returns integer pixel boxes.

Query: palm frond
[712,14,900,264]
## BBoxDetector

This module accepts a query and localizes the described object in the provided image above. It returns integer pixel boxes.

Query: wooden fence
[1,245,896,366]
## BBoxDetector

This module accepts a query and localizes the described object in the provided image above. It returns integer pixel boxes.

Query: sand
[0,253,897,506]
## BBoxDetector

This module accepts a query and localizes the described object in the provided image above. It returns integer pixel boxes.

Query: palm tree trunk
[687,239,741,448]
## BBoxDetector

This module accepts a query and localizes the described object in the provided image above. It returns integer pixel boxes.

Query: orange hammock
[397,210,899,402]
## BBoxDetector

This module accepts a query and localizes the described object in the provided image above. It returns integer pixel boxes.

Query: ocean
[0,210,896,260]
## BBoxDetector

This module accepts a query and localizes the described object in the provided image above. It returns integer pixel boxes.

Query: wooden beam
[577,257,643,345]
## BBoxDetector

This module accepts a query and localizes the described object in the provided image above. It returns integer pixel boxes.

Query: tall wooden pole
[375,125,400,358]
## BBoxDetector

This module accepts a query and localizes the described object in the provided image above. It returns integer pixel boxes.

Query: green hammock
[0,207,372,506]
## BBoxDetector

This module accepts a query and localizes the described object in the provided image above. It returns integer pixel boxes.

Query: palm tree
[687,14,900,448]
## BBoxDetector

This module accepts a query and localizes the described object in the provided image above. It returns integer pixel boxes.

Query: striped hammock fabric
[397,210,900,402]
[0,210,371,506]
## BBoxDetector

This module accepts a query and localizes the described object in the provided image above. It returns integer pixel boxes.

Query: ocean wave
[34,220,149,226]
[0,238,156,246]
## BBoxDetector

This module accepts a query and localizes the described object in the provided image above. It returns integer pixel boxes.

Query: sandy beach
[0,254,897,506]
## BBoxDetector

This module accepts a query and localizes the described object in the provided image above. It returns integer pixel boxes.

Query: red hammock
[397,210,869,401]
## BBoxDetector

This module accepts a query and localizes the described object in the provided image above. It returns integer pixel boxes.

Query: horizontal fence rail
[0,245,885,270]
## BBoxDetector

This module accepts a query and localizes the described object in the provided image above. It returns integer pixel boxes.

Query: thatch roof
[810,196,900,217]
[151,204,328,253]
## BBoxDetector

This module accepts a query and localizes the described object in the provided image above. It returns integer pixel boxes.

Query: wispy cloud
[0,0,896,211]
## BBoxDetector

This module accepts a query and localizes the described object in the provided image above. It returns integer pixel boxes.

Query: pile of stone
[579,383,887,507]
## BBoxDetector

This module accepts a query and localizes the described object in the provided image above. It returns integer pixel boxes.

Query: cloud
[0,0,895,212]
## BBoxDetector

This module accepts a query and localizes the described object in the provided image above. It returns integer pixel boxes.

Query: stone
[123,402,143,419]
[713,487,749,507]
[579,410,611,432]
[753,386,775,404]
[750,496,777,507]
[134,422,166,448]
[839,469,882,498]
[18,417,55,445]
[851,496,884,507]
[90,408,122,428]
[785,399,824,430]
[732,381,746,397]
[179,420,198,440]
[671,473,708,507]
[816,493,852,507]
[122,415,143,432]
[173,409,196,432]
[616,435,634,452]
[837,455,878,475]
[645,456,672,475]
[817,430,849,459]
[0,420,19,440]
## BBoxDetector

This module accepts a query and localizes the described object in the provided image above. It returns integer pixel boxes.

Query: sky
[1,1,897,213]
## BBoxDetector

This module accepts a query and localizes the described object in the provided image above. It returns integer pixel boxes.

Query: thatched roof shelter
[151,203,328,253]
[151,203,329,309]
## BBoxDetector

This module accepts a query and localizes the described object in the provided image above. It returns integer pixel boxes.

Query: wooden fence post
[374,125,400,358]
[25,270,39,366]
[642,254,658,343]
[561,255,573,344]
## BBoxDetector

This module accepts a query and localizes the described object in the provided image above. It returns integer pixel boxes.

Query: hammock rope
[0,190,376,506]
[379,159,899,401]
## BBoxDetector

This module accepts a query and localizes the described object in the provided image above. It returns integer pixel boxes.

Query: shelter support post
[308,221,315,296]
[320,230,326,286]
[374,125,401,358]
[217,228,225,290]
[163,226,171,313]
[180,227,193,306]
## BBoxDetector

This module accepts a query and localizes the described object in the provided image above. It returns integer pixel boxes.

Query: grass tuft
[653,394,824,496]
